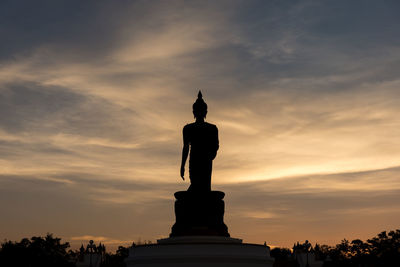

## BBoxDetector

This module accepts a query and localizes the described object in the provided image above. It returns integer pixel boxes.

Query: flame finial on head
[193,90,207,118]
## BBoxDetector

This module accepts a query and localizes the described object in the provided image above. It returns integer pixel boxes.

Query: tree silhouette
[0,233,74,267]
[101,245,129,267]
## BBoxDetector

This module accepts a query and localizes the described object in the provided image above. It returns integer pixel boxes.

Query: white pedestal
[126,236,274,267]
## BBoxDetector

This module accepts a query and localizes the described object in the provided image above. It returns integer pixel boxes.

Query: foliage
[314,230,399,266]
[101,245,129,267]
[0,233,74,267]
[271,247,298,267]
[272,230,400,267]
[271,247,292,260]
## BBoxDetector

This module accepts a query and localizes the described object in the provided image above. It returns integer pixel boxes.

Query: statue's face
[193,109,207,119]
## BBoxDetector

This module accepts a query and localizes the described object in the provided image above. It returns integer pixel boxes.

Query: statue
[171,90,229,237]
[180,91,219,192]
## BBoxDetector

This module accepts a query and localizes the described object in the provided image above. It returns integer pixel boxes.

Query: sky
[1,0,400,251]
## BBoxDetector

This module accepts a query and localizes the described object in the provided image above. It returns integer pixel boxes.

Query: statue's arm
[212,126,219,160]
[180,127,189,180]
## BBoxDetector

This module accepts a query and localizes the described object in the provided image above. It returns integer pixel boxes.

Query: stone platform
[125,236,274,267]
[126,191,274,266]
[171,191,229,237]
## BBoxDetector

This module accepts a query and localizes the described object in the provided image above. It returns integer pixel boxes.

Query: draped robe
[183,122,219,192]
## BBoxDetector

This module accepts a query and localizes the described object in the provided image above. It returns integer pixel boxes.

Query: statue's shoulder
[205,122,218,130]
[183,123,195,132]
[183,122,195,128]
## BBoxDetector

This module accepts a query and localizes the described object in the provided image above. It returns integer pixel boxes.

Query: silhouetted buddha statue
[171,91,229,237]
[180,91,219,192]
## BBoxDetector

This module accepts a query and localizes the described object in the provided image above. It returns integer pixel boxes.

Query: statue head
[193,91,208,119]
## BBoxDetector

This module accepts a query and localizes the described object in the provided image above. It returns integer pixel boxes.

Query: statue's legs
[188,159,212,191]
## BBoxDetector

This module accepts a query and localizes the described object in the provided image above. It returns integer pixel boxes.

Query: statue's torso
[183,122,219,161]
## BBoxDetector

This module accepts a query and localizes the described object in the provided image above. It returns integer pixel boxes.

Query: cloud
[0,174,176,250]
[1,0,400,250]
[223,166,400,245]
[2,165,399,249]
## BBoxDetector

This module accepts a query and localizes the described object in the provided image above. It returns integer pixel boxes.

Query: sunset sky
[1,0,400,250]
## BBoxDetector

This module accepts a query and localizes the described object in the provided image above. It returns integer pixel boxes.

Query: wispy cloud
[1,0,400,249]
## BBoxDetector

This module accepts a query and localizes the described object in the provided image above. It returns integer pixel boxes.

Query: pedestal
[126,191,274,266]
[171,191,229,237]
[126,236,274,267]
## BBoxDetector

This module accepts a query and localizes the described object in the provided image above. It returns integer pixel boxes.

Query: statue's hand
[180,166,185,180]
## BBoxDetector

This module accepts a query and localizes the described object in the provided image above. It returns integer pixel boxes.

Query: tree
[271,247,292,261]
[101,245,129,267]
[0,234,74,267]
[366,230,400,266]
